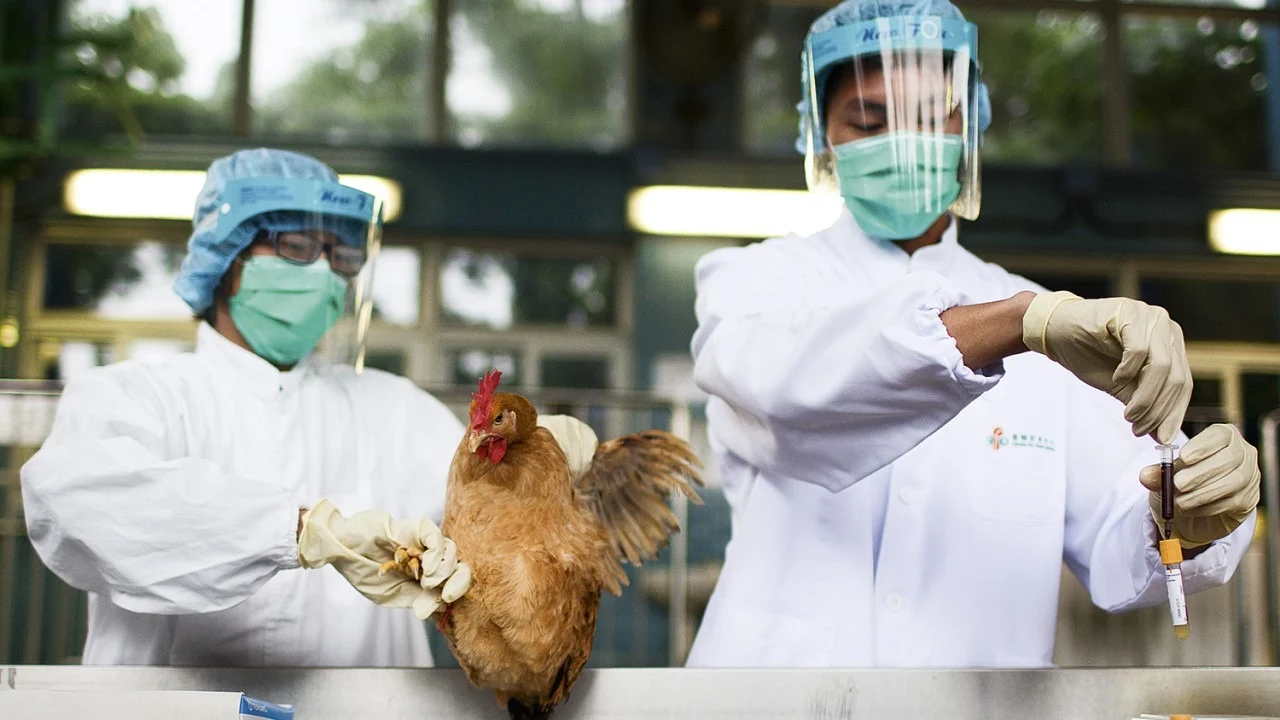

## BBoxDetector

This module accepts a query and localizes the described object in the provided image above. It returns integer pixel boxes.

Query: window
[540,355,610,389]
[432,244,628,393]
[1127,14,1269,170]
[371,247,422,327]
[439,249,616,329]
[52,341,115,381]
[64,0,240,138]
[1242,372,1280,449]
[447,0,629,149]
[43,242,192,320]
[250,0,435,143]
[968,10,1105,165]
[448,348,522,386]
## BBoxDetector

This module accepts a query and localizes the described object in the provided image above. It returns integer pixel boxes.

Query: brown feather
[574,429,704,575]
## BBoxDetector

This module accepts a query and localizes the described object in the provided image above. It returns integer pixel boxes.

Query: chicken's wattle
[476,438,507,464]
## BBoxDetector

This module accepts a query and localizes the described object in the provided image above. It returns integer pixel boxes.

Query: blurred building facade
[4,0,1280,670]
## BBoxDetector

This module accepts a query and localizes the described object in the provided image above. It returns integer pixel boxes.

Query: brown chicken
[432,369,702,719]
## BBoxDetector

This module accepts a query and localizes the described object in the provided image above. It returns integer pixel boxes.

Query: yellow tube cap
[1160,538,1184,565]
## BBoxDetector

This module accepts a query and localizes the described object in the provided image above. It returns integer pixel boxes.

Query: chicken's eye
[493,412,504,425]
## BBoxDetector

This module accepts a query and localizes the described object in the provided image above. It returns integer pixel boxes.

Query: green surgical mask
[229,256,348,366]
[833,132,965,241]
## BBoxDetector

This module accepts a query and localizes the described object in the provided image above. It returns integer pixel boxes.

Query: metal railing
[0,381,64,665]
[0,379,706,667]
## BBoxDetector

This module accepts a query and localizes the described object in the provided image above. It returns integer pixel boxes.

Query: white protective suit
[22,322,463,666]
[685,208,1255,668]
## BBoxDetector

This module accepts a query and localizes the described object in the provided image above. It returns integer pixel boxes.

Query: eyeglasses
[255,230,368,277]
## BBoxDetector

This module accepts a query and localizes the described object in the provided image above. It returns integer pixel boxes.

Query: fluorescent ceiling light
[628,185,843,239]
[1208,208,1280,256]
[64,168,404,223]
[64,169,204,221]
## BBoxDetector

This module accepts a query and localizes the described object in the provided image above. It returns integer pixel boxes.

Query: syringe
[1157,442,1190,639]
[1160,442,1176,538]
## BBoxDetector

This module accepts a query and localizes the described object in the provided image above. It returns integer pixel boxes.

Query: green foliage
[1127,16,1268,171]
[970,11,1105,165]
[252,0,627,147]
[253,5,434,142]
[61,4,230,139]
[449,0,627,147]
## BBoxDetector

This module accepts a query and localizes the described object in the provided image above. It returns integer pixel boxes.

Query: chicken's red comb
[469,369,502,430]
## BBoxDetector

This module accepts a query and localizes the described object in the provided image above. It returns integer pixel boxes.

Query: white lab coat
[21,322,463,667]
[685,208,1255,669]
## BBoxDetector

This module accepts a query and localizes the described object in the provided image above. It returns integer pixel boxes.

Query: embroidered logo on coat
[988,426,1056,452]
[989,427,1008,451]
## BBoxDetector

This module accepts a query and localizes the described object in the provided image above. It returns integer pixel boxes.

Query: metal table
[4,665,1280,719]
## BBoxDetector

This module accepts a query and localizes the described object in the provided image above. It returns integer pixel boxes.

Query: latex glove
[538,414,599,480]
[297,499,472,619]
[1022,291,1191,443]
[1139,424,1261,548]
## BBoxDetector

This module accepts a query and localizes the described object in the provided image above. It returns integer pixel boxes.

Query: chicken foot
[378,545,423,580]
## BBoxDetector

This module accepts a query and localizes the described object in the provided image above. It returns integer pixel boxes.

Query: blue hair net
[174,148,370,314]
[795,0,993,154]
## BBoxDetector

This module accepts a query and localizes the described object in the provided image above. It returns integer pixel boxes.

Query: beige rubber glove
[1139,424,1261,548]
[1022,291,1192,444]
[297,499,472,619]
[537,414,599,480]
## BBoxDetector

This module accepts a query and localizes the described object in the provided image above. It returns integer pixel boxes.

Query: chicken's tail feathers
[574,429,705,567]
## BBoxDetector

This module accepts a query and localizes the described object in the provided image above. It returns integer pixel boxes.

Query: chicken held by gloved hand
[381,369,703,719]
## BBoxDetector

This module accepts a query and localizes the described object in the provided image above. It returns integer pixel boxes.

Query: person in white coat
[685,0,1262,668]
[21,148,473,666]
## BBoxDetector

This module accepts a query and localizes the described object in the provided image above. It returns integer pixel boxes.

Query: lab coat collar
[195,322,313,398]
[828,205,961,277]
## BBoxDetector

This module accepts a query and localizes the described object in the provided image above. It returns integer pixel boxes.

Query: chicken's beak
[467,431,492,454]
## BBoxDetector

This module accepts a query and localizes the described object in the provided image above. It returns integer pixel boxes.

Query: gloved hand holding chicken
[380,370,703,719]
[297,499,472,620]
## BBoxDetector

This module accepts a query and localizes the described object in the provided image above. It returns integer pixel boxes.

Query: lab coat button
[899,487,917,505]
[885,593,904,611]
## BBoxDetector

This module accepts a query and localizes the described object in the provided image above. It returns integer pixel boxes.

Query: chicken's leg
[378,545,423,580]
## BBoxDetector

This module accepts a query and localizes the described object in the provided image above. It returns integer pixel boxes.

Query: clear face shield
[212,177,384,371]
[802,16,982,240]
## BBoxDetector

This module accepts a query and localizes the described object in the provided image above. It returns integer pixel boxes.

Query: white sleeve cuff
[920,278,1006,392]
[274,499,304,571]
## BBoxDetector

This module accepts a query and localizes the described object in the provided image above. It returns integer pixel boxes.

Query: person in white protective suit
[685,0,1262,669]
[20,148,480,667]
